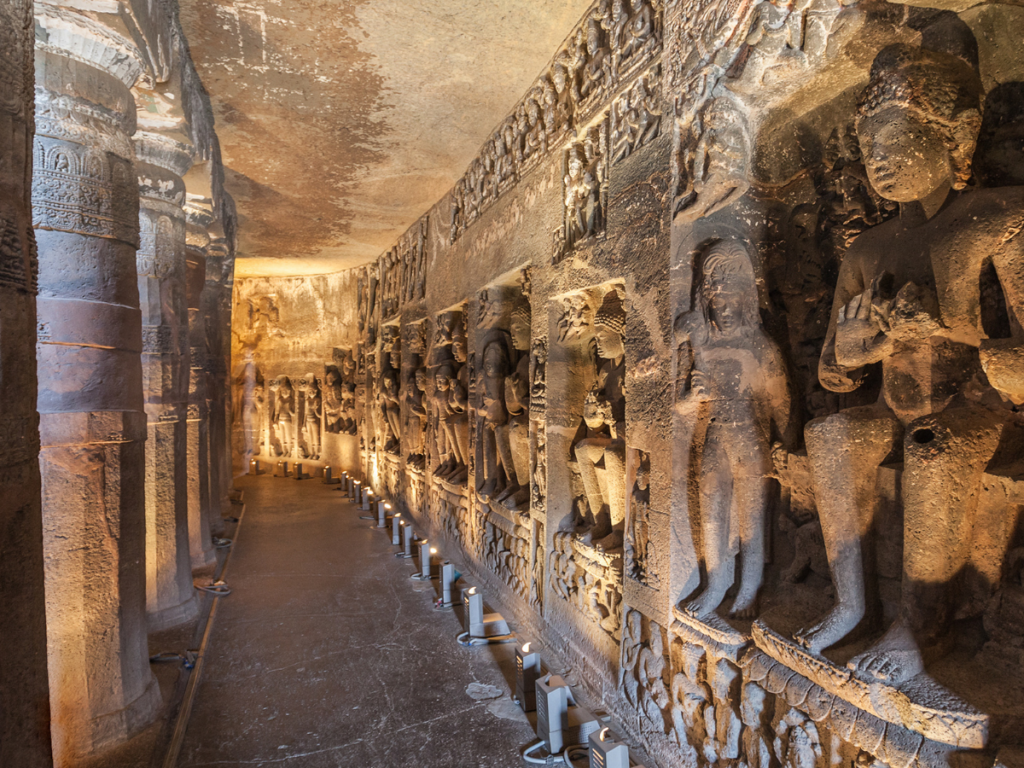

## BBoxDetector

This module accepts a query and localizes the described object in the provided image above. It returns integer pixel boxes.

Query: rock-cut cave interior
[3,0,1024,766]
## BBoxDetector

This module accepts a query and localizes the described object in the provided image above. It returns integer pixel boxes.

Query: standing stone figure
[495,302,532,509]
[794,41,1024,686]
[448,323,472,484]
[675,239,792,619]
[573,288,627,549]
[323,367,345,434]
[299,373,322,460]
[477,336,511,501]
[271,376,297,457]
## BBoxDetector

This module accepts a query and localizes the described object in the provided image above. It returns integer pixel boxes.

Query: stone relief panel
[449,0,663,244]
[378,323,402,457]
[556,117,610,262]
[611,65,662,164]
[404,321,429,472]
[549,283,628,643]
[429,307,471,487]
[324,348,358,436]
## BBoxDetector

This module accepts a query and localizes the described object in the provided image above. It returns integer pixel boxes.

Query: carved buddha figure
[796,41,1024,685]
[271,376,296,457]
[495,302,532,509]
[298,372,322,460]
[477,338,511,501]
[448,323,471,484]
[582,19,610,99]
[623,0,653,60]
[323,368,344,434]
[431,363,460,481]
[676,240,791,619]
[574,288,627,549]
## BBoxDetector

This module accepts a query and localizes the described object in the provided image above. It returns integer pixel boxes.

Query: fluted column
[32,4,160,761]
[134,129,199,630]
[185,204,216,569]
[1,1,54,766]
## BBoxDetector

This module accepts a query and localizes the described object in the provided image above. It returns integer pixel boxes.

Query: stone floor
[177,475,539,768]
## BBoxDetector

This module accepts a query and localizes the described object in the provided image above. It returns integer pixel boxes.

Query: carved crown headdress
[594,287,626,332]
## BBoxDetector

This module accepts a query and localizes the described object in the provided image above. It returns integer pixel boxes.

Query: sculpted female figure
[448,324,471,485]
[795,41,1024,685]
[431,363,461,481]
[676,239,792,619]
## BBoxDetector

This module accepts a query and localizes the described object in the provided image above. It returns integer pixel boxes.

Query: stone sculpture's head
[856,43,982,203]
[587,20,602,56]
[699,239,760,338]
[451,324,468,363]
[414,367,427,391]
[435,363,454,392]
[326,369,341,388]
[483,341,508,379]
[510,302,531,351]
[278,376,293,396]
[552,63,567,94]
[593,288,627,360]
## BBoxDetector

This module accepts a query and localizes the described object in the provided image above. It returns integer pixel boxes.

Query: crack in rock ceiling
[178,0,595,277]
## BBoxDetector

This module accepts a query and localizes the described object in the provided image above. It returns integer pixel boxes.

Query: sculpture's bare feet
[729,591,758,619]
[684,584,728,619]
[847,621,924,685]
[478,478,498,500]
[449,466,468,485]
[794,603,861,655]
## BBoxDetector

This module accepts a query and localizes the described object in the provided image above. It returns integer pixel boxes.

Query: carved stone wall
[234,2,1024,767]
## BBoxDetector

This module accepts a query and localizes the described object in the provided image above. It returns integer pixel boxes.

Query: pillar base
[85,671,162,759]
[191,544,218,572]
[147,589,200,633]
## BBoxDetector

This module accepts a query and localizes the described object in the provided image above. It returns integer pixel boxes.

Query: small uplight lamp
[378,499,389,528]
[438,561,460,608]
[351,479,360,501]
[400,523,414,558]
[413,540,434,580]
[392,513,402,545]
[588,726,629,768]
[362,488,373,511]
[516,641,542,713]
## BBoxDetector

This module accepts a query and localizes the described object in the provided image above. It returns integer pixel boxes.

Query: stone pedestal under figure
[795,42,1024,686]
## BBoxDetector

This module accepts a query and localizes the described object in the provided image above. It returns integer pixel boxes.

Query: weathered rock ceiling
[178,0,594,277]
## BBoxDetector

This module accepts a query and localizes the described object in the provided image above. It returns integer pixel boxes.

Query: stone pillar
[135,128,200,630]
[204,236,234,532]
[32,4,160,761]
[185,206,216,570]
[1,1,54,766]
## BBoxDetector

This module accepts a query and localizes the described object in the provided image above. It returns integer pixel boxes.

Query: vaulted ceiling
[178,0,594,277]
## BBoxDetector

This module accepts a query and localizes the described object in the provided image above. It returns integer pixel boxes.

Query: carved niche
[378,324,402,457]
[549,283,628,641]
[556,119,610,261]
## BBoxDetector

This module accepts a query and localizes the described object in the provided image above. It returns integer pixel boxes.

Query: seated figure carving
[795,41,1024,686]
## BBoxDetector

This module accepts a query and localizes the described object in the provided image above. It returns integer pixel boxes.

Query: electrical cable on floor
[522,740,588,766]
[194,580,231,596]
[149,651,198,670]
[212,537,233,548]
[456,631,516,646]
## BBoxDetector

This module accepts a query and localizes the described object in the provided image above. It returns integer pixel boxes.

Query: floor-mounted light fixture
[322,465,340,484]
[249,458,265,475]
[350,479,360,501]
[436,561,460,608]
[392,513,402,546]
[588,727,632,768]
[274,461,290,478]
[412,540,436,580]
[515,642,542,713]
[378,500,389,528]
